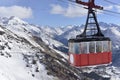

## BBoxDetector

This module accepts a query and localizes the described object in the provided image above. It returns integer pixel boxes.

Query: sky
[0,0,120,27]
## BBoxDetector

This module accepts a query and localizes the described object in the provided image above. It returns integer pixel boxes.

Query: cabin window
[69,42,74,53]
[89,41,95,53]
[74,43,80,54]
[69,42,80,54]
[86,42,89,53]
[96,41,102,53]
[103,41,109,52]
[80,42,87,54]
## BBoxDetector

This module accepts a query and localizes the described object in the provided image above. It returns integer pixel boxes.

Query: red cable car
[69,37,112,67]
[68,0,112,67]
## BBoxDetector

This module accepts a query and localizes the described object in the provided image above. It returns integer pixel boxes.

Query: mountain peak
[0,16,27,25]
[9,16,21,21]
[7,16,27,25]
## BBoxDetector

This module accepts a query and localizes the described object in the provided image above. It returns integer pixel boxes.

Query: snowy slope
[0,16,68,54]
[0,55,37,80]
[0,17,86,80]
[0,25,59,80]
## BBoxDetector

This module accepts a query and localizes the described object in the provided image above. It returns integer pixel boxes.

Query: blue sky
[0,0,120,27]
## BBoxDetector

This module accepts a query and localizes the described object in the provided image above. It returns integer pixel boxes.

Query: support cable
[68,0,120,15]
[57,0,120,16]
[103,0,120,5]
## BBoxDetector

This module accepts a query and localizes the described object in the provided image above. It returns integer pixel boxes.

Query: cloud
[104,5,113,10]
[50,4,87,18]
[50,4,115,18]
[96,5,114,14]
[0,5,33,19]
[50,4,65,14]
[115,5,120,12]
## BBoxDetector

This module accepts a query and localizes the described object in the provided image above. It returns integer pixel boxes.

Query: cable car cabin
[68,0,112,67]
[68,37,112,67]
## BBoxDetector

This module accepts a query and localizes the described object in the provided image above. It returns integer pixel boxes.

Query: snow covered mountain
[0,17,79,80]
[0,16,101,80]
[0,18,63,80]
[1,16,120,80]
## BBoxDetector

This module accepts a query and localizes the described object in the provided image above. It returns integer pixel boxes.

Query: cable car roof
[69,37,111,42]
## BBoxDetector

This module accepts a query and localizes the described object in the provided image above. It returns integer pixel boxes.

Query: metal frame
[76,8,104,38]
[76,0,104,38]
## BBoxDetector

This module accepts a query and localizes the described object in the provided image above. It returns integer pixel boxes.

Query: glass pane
[80,42,87,54]
[89,42,95,53]
[69,42,73,53]
[96,41,102,53]
[74,43,80,54]
[103,41,109,52]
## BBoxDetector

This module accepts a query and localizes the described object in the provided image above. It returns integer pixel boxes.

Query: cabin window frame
[69,40,111,54]
[108,41,112,52]
[80,42,88,54]
[89,41,95,53]
[69,42,73,53]
[74,43,80,54]
[103,41,109,52]
[69,42,81,54]
[96,41,103,53]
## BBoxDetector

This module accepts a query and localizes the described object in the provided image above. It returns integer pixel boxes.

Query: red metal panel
[80,54,88,66]
[88,53,95,65]
[69,54,81,66]
[108,52,112,63]
[95,53,102,64]
[106,52,110,63]
[75,54,81,66]
[102,52,109,64]
[77,54,81,66]
[69,52,112,67]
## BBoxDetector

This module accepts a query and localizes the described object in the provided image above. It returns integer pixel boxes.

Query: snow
[1,18,45,51]
[0,16,68,58]
[111,27,120,36]
[7,16,28,25]
[0,55,37,80]
[0,53,57,80]
[0,20,58,80]
[0,27,4,32]
[53,48,68,59]
[54,27,64,35]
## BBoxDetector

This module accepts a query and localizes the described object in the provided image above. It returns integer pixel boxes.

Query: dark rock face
[23,53,84,80]
[43,54,81,80]
[0,31,5,35]
[83,72,110,80]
